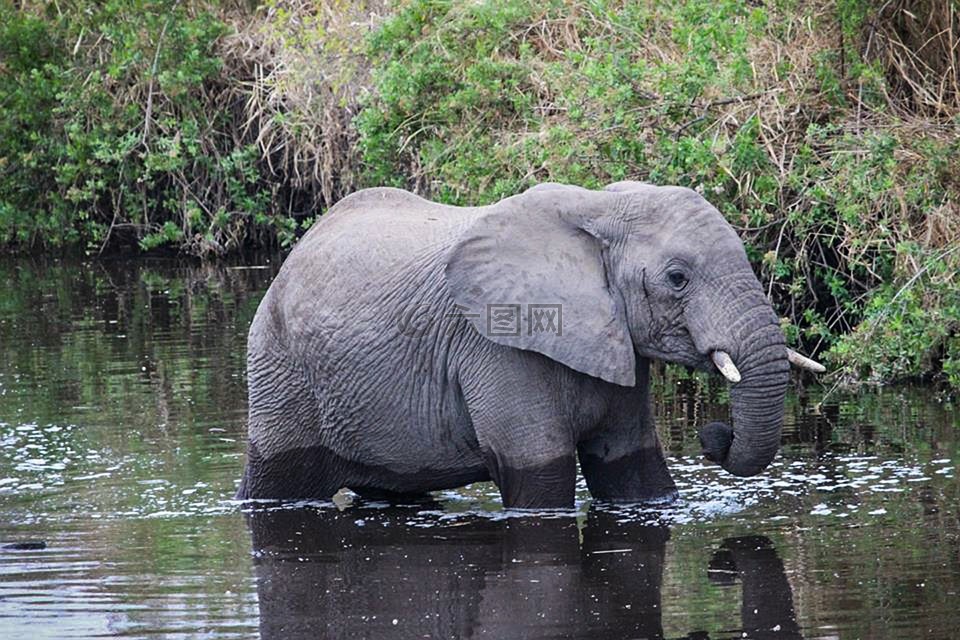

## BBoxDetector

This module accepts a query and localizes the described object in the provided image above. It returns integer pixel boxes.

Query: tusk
[787,348,826,374]
[711,351,741,384]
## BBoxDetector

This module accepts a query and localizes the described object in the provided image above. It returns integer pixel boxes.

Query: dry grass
[218,1,386,219]
[868,0,960,118]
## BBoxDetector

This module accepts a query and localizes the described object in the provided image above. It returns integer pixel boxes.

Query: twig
[699,91,769,109]
[72,26,85,56]
[767,219,788,299]
[674,91,771,139]
[885,244,960,309]
[143,4,180,145]
[674,115,707,139]
[729,218,785,232]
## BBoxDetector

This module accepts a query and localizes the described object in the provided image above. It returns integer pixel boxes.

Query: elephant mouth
[637,339,825,476]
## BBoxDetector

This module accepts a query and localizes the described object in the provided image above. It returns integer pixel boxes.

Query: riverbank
[1,0,958,387]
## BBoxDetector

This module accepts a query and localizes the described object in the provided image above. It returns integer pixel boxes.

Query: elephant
[245,505,802,639]
[237,182,824,508]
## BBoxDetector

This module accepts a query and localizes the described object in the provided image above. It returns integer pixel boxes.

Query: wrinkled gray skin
[237,182,790,508]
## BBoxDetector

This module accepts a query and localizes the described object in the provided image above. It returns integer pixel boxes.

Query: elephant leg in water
[576,358,677,503]
[459,351,677,508]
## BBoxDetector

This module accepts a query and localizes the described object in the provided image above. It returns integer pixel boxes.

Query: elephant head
[445,182,822,477]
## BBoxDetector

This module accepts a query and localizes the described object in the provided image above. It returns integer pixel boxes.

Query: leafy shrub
[0,6,71,245]
[0,0,303,254]
[355,0,960,387]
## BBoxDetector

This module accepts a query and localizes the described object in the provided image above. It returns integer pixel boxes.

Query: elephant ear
[444,186,636,387]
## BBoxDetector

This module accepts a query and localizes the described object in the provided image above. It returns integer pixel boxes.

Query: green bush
[355,0,960,387]
[0,6,70,244]
[0,1,298,254]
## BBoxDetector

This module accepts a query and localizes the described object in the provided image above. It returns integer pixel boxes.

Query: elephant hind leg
[240,329,346,501]
[236,440,345,502]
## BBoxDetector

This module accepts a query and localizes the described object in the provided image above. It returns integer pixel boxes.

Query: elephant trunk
[696,285,790,477]
[720,322,789,476]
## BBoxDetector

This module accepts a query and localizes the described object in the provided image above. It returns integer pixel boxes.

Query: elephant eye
[667,270,688,290]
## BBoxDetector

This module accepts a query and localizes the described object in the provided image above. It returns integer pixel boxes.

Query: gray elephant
[237,182,823,508]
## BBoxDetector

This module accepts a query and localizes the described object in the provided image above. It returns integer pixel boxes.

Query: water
[0,257,957,639]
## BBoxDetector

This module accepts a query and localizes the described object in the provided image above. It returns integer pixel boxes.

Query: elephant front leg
[461,352,578,510]
[577,427,677,504]
[577,357,678,504]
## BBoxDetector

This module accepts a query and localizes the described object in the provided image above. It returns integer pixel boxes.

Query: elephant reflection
[246,507,802,639]
[706,536,803,640]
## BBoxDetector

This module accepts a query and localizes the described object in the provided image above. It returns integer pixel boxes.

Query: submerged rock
[2,540,47,550]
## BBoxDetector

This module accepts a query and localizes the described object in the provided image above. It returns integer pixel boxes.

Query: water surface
[0,257,957,639]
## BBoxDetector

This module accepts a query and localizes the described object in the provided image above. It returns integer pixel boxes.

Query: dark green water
[0,257,957,639]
